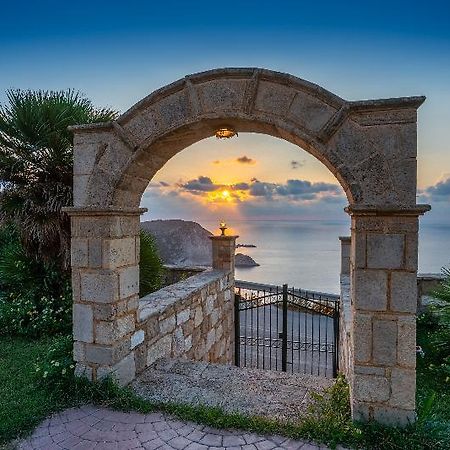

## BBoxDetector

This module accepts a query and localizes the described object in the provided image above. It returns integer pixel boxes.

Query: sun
[221,190,231,200]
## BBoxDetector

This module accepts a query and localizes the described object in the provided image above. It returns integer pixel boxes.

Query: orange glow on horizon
[204,187,248,204]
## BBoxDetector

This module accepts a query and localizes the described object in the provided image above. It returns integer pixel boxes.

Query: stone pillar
[209,235,238,273]
[346,205,429,426]
[339,236,351,276]
[66,207,146,386]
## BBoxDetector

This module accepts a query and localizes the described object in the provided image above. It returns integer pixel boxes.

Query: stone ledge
[138,269,229,322]
[345,204,431,216]
[63,207,147,216]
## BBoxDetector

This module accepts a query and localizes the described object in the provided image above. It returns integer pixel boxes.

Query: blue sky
[2,0,450,222]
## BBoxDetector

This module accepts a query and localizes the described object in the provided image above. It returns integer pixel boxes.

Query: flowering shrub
[0,225,72,337]
[0,285,72,337]
[34,335,75,388]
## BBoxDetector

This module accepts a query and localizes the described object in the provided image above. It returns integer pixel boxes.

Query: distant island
[236,244,257,248]
[235,253,260,267]
[141,219,259,268]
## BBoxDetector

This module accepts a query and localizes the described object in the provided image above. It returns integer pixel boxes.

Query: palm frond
[0,89,118,269]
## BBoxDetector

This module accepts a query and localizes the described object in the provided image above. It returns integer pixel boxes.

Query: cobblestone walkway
[17,405,332,449]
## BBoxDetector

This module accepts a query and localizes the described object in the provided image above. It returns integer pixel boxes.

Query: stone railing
[133,269,234,375]
[417,273,444,312]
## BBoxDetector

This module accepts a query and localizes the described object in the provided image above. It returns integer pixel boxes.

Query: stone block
[352,313,372,363]
[95,314,135,345]
[397,317,416,368]
[85,344,115,365]
[71,239,88,267]
[130,330,145,349]
[224,289,232,302]
[210,309,219,327]
[80,271,119,303]
[353,374,390,402]
[73,303,93,343]
[146,316,160,340]
[98,352,136,386]
[373,319,397,365]
[389,368,416,410]
[205,295,215,314]
[354,365,386,376]
[176,309,190,325]
[206,329,216,351]
[185,335,193,351]
[194,306,203,328]
[147,335,172,366]
[74,363,93,380]
[367,234,405,269]
[351,233,366,269]
[118,265,139,298]
[159,315,176,334]
[354,270,388,311]
[72,216,122,239]
[73,175,90,207]
[71,271,81,301]
[405,233,419,271]
[102,237,136,269]
[372,406,416,427]
[173,327,185,356]
[88,239,102,268]
[390,272,417,313]
[73,342,85,362]
[182,319,194,336]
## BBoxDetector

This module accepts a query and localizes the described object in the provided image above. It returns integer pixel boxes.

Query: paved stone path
[17,405,332,450]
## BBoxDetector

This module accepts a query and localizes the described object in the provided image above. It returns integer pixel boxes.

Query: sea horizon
[188,218,450,295]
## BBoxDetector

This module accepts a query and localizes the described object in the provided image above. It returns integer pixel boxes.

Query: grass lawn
[0,337,75,447]
[0,325,449,449]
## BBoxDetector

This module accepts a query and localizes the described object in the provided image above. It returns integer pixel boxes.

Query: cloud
[249,179,342,201]
[421,177,450,201]
[155,175,344,205]
[236,156,256,164]
[233,182,250,190]
[180,176,218,192]
[290,160,304,169]
[141,178,347,222]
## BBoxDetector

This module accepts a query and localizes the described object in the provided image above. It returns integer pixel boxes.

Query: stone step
[132,357,333,423]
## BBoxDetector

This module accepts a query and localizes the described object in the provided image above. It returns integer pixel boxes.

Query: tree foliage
[0,89,117,269]
[139,230,164,297]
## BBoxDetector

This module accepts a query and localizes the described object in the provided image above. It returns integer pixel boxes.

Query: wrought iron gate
[234,281,340,377]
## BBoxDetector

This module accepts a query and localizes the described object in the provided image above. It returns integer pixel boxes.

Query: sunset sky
[2,0,450,223]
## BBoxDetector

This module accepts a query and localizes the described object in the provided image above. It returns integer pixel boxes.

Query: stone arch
[66,68,430,427]
[71,68,423,210]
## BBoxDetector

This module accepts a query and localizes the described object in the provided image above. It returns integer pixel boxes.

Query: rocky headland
[141,219,259,268]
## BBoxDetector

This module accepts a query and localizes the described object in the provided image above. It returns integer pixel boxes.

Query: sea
[202,219,450,295]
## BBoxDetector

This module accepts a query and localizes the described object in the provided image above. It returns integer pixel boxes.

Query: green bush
[427,266,450,379]
[0,225,72,337]
[139,230,164,297]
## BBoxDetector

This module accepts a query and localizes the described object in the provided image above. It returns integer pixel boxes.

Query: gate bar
[281,284,288,372]
[234,291,240,366]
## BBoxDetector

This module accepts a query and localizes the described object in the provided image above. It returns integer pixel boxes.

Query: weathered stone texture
[67,68,430,427]
[135,269,234,374]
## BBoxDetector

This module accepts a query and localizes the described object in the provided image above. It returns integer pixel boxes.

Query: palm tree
[0,89,118,270]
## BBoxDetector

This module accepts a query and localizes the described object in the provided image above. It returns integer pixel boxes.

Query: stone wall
[134,269,234,374]
[68,68,430,426]
[339,275,352,378]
